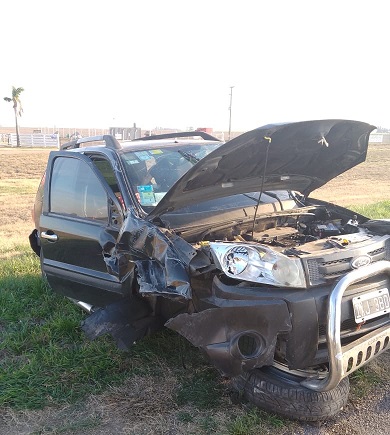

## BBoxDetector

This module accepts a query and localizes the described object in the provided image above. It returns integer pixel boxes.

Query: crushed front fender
[103,211,196,299]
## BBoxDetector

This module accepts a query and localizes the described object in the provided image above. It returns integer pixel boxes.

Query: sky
[1,0,389,132]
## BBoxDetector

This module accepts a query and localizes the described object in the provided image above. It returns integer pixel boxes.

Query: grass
[0,168,389,434]
[0,254,130,409]
[0,179,40,195]
[176,367,224,409]
[349,365,382,399]
[227,409,285,435]
[0,251,228,413]
[30,416,103,435]
[349,200,390,219]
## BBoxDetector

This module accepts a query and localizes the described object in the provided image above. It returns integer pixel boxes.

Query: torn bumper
[167,261,390,387]
[166,298,292,377]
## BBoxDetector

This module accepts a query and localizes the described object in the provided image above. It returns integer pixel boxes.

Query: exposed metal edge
[67,297,95,313]
[302,260,390,391]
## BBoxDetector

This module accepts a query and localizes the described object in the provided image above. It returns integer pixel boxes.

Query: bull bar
[302,260,390,392]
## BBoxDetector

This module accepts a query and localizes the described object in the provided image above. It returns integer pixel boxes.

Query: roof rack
[61,135,121,150]
[135,131,220,142]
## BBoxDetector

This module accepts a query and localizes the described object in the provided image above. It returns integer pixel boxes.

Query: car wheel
[233,365,350,421]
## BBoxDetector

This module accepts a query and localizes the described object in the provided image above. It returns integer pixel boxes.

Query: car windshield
[121,143,220,208]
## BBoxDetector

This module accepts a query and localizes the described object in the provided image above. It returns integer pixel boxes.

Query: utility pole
[228,86,234,140]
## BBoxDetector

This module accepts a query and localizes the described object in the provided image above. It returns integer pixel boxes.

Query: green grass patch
[175,366,223,409]
[0,253,203,409]
[227,408,285,434]
[0,252,221,411]
[0,255,132,409]
[199,414,219,433]
[0,179,40,195]
[349,366,382,399]
[0,242,33,258]
[349,200,390,219]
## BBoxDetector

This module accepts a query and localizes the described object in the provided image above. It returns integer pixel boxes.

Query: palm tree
[4,86,24,147]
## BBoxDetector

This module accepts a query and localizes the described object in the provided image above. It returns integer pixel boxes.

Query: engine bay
[195,203,386,257]
[248,213,374,255]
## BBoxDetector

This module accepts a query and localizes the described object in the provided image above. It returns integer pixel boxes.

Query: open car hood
[148,119,375,218]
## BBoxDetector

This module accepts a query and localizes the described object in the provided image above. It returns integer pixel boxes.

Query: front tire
[233,366,350,422]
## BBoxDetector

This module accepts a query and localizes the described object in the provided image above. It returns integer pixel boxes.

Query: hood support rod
[251,136,272,238]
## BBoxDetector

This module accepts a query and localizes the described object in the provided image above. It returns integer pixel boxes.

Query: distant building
[196,127,213,134]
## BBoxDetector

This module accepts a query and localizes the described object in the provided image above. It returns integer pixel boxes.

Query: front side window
[50,157,108,221]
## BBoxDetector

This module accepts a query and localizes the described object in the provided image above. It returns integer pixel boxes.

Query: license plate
[353,288,390,323]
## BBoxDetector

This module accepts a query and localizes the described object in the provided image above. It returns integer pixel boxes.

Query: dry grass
[0,148,51,179]
[0,148,49,256]
[313,144,390,205]
[0,374,297,435]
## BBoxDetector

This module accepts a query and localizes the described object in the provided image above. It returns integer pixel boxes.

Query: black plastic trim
[135,131,221,142]
[61,135,121,150]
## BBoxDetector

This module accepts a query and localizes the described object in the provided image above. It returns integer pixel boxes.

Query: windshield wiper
[178,150,200,165]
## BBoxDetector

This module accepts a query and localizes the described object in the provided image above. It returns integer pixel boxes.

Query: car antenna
[251,136,272,239]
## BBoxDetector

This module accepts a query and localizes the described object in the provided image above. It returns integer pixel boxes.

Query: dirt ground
[0,145,389,434]
[313,144,390,205]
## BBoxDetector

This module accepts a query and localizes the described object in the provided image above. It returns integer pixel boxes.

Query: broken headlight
[210,243,306,288]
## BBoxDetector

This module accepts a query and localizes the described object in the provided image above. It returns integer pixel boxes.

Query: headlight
[210,242,306,288]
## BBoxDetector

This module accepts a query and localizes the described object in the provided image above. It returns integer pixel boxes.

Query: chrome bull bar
[302,260,390,392]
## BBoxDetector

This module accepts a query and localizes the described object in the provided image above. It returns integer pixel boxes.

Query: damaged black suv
[30,120,390,421]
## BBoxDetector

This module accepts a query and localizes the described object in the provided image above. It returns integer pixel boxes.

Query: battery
[310,222,341,237]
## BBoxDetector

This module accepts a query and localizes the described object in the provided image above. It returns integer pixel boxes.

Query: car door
[40,151,131,307]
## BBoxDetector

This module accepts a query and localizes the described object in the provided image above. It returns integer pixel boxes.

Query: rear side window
[50,157,108,221]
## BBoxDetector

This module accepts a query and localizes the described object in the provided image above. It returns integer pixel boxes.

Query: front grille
[318,315,390,341]
[321,258,351,266]
[368,247,385,257]
[303,236,390,286]
[307,259,320,282]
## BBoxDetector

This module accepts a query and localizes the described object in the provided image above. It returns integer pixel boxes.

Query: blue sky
[1,0,388,131]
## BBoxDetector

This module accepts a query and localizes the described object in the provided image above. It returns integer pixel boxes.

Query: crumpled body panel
[166,299,292,377]
[81,297,164,349]
[103,211,196,299]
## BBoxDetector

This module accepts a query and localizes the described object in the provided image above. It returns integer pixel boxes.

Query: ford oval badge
[351,255,371,269]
